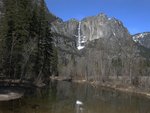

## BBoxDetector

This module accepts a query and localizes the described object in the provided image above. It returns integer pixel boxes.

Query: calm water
[0,81,150,113]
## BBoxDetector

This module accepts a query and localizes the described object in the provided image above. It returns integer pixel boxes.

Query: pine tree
[0,0,55,85]
[33,0,54,84]
[12,0,32,78]
[1,0,17,78]
[1,0,32,79]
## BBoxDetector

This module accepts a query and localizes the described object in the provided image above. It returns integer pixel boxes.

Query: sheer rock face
[133,32,150,49]
[80,14,130,42]
[52,13,131,49]
[52,19,78,57]
[52,13,132,54]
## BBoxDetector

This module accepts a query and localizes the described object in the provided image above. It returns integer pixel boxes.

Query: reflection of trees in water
[49,80,58,101]
[56,81,74,100]
[50,81,77,113]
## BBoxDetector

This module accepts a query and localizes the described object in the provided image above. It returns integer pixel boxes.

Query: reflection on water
[76,100,83,113]
[0,81,150,113]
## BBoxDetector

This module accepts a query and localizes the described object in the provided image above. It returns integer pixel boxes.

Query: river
[0,81,150,113]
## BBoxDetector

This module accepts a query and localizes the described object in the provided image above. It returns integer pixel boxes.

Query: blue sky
[45,0,150,34]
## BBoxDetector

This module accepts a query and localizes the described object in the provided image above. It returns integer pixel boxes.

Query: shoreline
[50,76,150,99]
[94,82,150,98]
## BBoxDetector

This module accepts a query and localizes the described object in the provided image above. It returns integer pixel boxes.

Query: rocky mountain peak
[52,13,131,50]
[133,32,150,49]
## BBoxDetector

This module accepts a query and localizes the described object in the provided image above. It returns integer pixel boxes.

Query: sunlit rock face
[81,14,117,41]
[79,13,131,50]
[133,32,150,49]
[53,13,130,50]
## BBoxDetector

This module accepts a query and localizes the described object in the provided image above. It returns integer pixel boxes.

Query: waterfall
[77,21,85,50]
